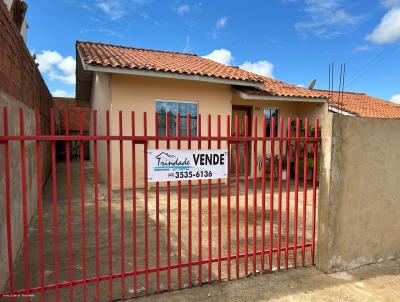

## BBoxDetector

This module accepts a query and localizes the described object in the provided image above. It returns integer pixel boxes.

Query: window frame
[263,107,280,135]
[155,99,199,137]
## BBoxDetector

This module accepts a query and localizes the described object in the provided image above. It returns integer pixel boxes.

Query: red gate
[0,107,320,301]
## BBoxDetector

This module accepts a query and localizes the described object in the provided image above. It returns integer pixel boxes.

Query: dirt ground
[7,161,316,301]
[133,258,400,302]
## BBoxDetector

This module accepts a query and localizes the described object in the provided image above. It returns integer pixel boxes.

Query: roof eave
[328,106,356,116]
[80,59,263,88]
[233,88,329,103]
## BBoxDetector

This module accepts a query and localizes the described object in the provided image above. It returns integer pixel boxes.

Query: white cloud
[36,50,63,73]
[52,90,75,98]
[366,8,400,44]
[381,0,400,8]
[96,0,125,20]
[353,45,371,53]
[212,16,229,39]
[93,0,150,20]
[295,0,364,38]
[176,4,190,15]
[57,56,76,76]
[216,17,228,29]
[239,60,275,78]
[202,49,233,65]
[35,50,76,85]
[202,49,275,78]
[183,36,192,52]
[391,94,400,103]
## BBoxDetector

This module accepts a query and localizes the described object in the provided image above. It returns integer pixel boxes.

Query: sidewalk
[134,258,400,301]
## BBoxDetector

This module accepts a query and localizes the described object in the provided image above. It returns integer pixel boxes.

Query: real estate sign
[147,149,228,182]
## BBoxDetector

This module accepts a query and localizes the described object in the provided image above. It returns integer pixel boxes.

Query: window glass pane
[156,101,177,136]
[178,103,198,136]
[264,108,279,135]
[156,101,197,137]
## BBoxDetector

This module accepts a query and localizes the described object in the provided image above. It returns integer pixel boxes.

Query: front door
[231,106,252,175]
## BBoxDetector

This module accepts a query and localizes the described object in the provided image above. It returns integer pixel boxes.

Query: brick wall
[0,0,52,134]
[0,0,53,290]
[53,97,90,133]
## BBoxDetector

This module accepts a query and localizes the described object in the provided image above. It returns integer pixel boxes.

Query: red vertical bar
[226,115,231,280]
[311,119,319,265]
[106,111,113,301]
[268,117,275,272]
[3,108,15,302]
[277,117,283,272]
[234,115,240,279]
[119,111,125,300]
[177,113,182,289]
[197,114,202,286]
[155,113,160,293]
[19,109,30,301]
[35,108,45,302]
[217,115,222,282]
[187,113,192,287]
[131,112,137,297]
[302,119,309,267]
[166,112,171,290]
[143,112,149,293]
[252,116,257,275]
[285,117,292,270]
[207,114,212,284]
[50,109,60,301]
[293,118,300,268]
[93,111,100,301]
[261,117,266,273]
[65,109,73,301]
[244,115,249,277]
[79,112,87,302]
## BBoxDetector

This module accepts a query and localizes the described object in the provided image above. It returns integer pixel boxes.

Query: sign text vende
[147,149,228,182]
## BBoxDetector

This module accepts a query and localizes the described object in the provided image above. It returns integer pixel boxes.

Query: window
[264,108,279,135]
[156,100,198,136]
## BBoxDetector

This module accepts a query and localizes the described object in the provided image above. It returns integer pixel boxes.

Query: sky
[25,0,400,103]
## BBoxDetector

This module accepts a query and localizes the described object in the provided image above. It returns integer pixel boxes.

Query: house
[75,41,400,188]
[320,90,400,118]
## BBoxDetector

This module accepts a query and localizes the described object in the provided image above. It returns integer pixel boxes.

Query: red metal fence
[0,107,320,301]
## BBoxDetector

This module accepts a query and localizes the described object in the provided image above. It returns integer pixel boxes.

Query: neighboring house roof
[315,90,400,119]
[76,41,264,85]
[234,76,328,100]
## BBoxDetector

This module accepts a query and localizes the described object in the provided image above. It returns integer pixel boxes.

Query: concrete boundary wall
[318,114,400,272]
[0,93,51,290]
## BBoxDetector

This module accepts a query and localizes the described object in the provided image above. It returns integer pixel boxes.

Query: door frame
[231,105,252,175]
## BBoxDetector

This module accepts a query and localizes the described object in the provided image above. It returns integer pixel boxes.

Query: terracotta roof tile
[77,41,400,119]
[317,90,400,118]
[234,76,328,99]
[77,41,264,84]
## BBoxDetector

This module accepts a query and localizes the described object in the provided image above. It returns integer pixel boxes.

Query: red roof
[76,41,400,118]
[318,90,400,119]
[234,76,328,99]
[77,41,263,84]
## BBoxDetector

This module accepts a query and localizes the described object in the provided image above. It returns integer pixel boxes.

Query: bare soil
[7,161,316,301]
